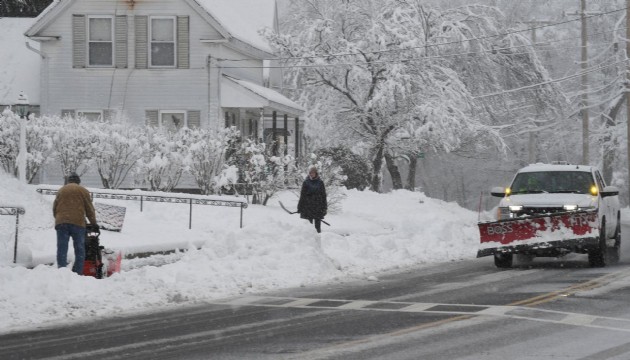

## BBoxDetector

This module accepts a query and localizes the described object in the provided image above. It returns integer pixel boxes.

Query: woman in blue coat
[297,166,328,233]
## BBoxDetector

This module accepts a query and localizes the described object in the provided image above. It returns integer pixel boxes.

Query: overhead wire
[217,6,628,63]
[473,58,629,99]
[215,41,615,70]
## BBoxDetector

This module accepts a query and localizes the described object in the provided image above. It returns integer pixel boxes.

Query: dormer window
[88,16,113,67]
[150,16,176,67]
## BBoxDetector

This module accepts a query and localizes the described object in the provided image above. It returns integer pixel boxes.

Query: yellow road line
[509,272,620,307]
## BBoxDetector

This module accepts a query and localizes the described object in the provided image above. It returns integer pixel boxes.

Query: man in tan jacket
[53,173,97,274]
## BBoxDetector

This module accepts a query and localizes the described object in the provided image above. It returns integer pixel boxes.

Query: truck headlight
[498,207,511,220]
[563,205,578,211]
[508,205,523,212]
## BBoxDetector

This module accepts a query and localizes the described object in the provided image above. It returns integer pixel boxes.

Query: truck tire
[494,253,513,268]
[588,221,607,267]
[607,220,621,265]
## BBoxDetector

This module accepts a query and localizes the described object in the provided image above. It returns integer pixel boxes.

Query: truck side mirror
[600,186,619,198]
[490,186,506,197]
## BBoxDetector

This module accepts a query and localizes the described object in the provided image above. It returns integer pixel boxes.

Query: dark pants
[55,223,86,274]
[308,218,322,233]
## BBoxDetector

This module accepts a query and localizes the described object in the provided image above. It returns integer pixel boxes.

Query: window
[88,16,113,66]
[160,110,186,131]
[77,110,103,121]
[150,16,176,67]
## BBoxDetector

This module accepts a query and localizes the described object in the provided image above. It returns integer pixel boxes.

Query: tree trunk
[406,156,417,190]
[370,142,385,192]
[602,96,625,184]
[384,153,403,190]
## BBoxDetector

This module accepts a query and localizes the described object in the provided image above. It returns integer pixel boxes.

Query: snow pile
[0,171,480,333]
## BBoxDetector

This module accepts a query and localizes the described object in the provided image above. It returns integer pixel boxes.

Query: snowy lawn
[0,172,481,333]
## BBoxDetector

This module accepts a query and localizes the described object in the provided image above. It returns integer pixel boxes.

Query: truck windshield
[510,171,594,195]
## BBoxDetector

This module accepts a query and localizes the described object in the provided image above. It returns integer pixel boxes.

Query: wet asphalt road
[2,227,630,360]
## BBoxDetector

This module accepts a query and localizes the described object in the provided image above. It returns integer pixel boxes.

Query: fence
[0,206,25,263]
[36,187,248,229]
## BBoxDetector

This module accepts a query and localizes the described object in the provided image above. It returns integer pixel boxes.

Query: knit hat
[67,172,81,184]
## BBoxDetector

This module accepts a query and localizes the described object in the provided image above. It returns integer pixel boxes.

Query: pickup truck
[478,163,621,268]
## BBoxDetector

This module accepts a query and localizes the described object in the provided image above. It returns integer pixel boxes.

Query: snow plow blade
[477,210,600,257]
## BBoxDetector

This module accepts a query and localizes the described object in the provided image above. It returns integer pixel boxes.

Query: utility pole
[580,0,589,165]
[626,0,630,205]
[567,1,592,164]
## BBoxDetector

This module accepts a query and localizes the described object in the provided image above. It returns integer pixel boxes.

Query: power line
[473,58,629,99]
[218,6,627,63]
[217,41,615,70]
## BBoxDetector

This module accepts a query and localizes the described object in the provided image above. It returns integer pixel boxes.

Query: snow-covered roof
[222,75,304,115]
[0,18,41,105]
[27,0,278,55]
[195,0,277,53]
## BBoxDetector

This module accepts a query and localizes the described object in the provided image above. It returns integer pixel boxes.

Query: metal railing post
[13,211,20,264]
[189,199,193,229]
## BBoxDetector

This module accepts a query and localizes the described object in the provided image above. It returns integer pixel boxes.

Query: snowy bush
[50,115,97,177]
[230,140,298,205]
[183,127,240,195]
[92,116,145,189]
[316,146,370,190]
[0,109,54,183]
[135,129,186,192]
[26,115,55,183]
[0,109,20,177]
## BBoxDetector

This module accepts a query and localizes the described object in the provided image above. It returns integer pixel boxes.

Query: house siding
[37,0,226,126]
[220,46,264,84]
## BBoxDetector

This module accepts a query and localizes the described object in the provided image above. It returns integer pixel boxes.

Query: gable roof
[0,18,41,105]
[194,0,277,54]
[26,0,278,55]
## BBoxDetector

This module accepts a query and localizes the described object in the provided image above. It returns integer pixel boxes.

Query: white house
[24,0,305,162]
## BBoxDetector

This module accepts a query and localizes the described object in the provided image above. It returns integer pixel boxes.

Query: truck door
[595,170,614,236]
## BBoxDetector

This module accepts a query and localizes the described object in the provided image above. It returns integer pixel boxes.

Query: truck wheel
[494,253,513,268]
[588,223,607,267]
[607,221,621,265]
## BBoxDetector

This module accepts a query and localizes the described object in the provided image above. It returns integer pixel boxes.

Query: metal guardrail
[36,187,248,229]
[1,206,25,263]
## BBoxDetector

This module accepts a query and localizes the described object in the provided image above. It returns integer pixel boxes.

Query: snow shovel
[278,201,330,226]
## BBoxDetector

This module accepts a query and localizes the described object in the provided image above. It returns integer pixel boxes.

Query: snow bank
[0,171,480,333]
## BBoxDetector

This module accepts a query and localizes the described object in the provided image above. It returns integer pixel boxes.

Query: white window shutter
[177,16,189,69]
[115,15,128,68]
[146,110,159,127]
[72,15,86,68]
[187,110,200,128]
[135,16,148,69]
